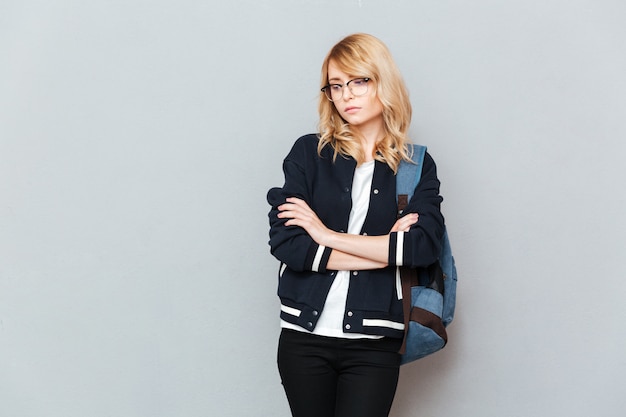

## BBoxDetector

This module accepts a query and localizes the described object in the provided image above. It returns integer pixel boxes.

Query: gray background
[1,1,625,416]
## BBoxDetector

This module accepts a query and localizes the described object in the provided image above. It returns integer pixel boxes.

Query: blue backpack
[396,144,457,364]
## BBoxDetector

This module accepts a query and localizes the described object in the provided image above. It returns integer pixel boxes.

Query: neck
[354,125,384,162]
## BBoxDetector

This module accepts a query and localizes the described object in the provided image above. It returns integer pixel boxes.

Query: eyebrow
[328,76,365,83]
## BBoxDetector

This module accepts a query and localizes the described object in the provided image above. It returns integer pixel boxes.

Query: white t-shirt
[282,160,381,339]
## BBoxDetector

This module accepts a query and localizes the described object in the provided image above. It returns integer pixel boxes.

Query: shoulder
[293,133,320,149]
[424,151,436,167]
[290,133,320,152]
[285,133,324,162]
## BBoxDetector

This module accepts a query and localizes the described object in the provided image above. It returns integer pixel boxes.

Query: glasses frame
[321,77,371,102]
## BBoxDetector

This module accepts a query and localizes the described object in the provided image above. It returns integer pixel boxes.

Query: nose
[341,85,354,101]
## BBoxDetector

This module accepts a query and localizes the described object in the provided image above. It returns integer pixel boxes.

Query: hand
[277,197,331,245]
[390,213,418,232]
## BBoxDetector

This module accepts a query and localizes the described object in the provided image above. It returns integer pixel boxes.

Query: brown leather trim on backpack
[409,307,448,343]
[398,266,417,354]
[398,266,448,354]
[398,194,409,214]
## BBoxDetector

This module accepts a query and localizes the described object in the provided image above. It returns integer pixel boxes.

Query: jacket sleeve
[267,136,333,273]
[388,152,445,268]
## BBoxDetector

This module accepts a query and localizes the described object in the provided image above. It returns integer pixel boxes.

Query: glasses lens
[330,85,343,101]
[349,79,368,96]
[323,87,334,101]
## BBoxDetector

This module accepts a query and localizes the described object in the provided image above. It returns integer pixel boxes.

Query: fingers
[282,197,309,211]
[403,213,419,231]
[277,198,315,226]
[405,213,419,224]
[276,198,329,245]
[285,197,304,204]
[277,198,310,216]
[391,213,419,232]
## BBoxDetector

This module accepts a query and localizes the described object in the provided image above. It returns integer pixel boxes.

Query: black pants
[277,329,403,417]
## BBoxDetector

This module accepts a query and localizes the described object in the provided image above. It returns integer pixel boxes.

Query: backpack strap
[396,143,427,354]
[396,144,427,216]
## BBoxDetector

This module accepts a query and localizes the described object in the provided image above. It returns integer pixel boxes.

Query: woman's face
[327,60,384,135]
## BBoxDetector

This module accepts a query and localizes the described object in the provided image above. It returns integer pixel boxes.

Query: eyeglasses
[321,78,370,102]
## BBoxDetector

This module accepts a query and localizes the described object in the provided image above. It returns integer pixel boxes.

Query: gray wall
[1,1,625,416]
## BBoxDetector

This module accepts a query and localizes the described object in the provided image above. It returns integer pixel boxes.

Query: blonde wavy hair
[317,33,413,172]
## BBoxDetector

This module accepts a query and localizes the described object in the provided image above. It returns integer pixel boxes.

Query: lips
[344,106,360,113]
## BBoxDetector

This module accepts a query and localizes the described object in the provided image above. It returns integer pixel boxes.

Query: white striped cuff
[312,245,325,272]
[395,231,404,266]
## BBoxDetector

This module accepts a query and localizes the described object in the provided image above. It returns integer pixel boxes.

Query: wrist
[322,229,340,249]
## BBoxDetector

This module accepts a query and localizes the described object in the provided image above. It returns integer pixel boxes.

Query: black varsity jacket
[267,134,444,338]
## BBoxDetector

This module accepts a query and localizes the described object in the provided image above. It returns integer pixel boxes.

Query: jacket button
[352,271,358,276]
[307,322,313,327]
[362,232,368,236]
[347,311,353,317]
[345,324,351,330]
[344,187,350,193]
[373,189,379,194]
[312,310,318,316]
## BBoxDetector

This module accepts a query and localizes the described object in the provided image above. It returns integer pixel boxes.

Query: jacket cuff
[388,231,406,266]
[308,244,332,273]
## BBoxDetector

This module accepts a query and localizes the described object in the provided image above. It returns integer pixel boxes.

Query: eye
[351,78,368,86]
[329,84,343,92]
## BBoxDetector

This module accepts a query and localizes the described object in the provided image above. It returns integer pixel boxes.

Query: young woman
[267,33,445,417]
